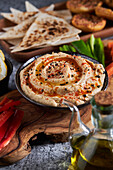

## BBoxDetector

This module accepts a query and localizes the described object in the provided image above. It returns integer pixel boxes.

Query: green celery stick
[89,34,95,55]
[72,40,93,58]
[86,35,98,61]
[94,38,105,67]
[86,41,92,55]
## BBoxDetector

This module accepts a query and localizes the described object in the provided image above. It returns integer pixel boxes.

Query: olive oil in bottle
[69,135,113,170]
[68,91,113,170]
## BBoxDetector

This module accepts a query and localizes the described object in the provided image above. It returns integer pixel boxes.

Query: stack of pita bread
[0,1,81,53]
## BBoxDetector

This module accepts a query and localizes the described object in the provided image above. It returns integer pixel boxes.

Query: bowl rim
[5,57,13,77]
[15,51,108,109]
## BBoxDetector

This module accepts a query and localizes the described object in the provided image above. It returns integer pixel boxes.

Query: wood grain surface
[0,90,92,165]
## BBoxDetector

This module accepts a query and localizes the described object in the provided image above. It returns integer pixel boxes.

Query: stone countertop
[0,0,72,170]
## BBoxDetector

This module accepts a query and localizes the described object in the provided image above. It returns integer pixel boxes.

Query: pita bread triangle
[1,7,22,24]
[10,7,22,13]
[1,8,38,24]
[0,15,37,39]
[2,26,14,31]
[10,35,80,50]
[49,35,80,46]
[1,12,18,24]
[25,1,71,23]
[12,12,81,52]
[7,38,22,46]
[47,10,72,23]
[45,4,55,11]
[25,1,39,12]
[25,1,54,12]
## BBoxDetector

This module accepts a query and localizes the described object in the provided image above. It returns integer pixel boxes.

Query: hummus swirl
[20,52,105,107]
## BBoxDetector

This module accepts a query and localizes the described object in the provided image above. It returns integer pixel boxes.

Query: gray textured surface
[0,0,72,170]
[1,143,72,170]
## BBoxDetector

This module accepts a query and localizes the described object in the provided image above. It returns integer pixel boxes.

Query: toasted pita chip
[1,13,17,24]
[49,35,80,46]
[0,15,37,39]
[47,9,72,23]
[11,35,80,52]
[1,10,38,24]
[2,26,15,31]
[10,7,22,13]
[45,4,55,11]
[33,35,80,48]
[0,32,4,35]
[25,1,39,12]
[37,35,80,47]
[1,7,22,24]
[7,38,22,46]
[25,1,54,12]
[25,1,70,22]
[10,45,18,50]
[11,12,81,52]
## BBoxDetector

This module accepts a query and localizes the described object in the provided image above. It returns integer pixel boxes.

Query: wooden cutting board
[0,74,113,165]
[0,92,92,165]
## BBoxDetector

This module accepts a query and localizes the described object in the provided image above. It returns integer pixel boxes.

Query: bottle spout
[62,100,91,136]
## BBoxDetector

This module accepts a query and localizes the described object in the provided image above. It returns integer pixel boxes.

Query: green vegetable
[59,45,76,52]
[59,46,64,51]
[72,40,93,58]
[62,45,70,51]
[86,40,91,54]
[68,45,76,52]
[86,35,98,61]
[89,34,95,55]
[94,38,105,67]
[59,35,105,67]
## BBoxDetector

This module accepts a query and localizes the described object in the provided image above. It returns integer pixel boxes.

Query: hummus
[20,52,105,107]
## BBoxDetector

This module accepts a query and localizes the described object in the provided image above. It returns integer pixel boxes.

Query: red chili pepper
[0,108,14,127]
[82,63,86,65]
[0,118,10,142]
[0,97,9,106]
[5,99,13,104]
[0,109,24,150]
[0,100,21,113]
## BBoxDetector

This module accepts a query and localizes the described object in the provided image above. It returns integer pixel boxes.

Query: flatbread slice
[0,32,4,35]
[25,1,71,22]
[7,38,22,46]
[10,7,22,13]
[1,7,22,24]
[45,4,55,11]
[19,35,80,49]
[25,1,54,12]
[25,1,39,12]
[11,12,81,52]
[0,15,37,39]
[10,35,79,51]
[1,12,18,24]
[49,35,80,46]
[47,10,72,22]
[2,26,14,31]
[1,10,38,24]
